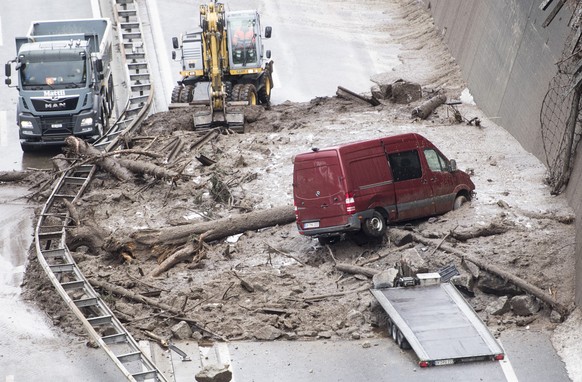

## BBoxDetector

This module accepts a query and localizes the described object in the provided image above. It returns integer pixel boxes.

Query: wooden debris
[118,158,179,180]
[411,94,447,119]
[131,205,295,247]
[391,228,571,317]
[65,136,133,181]
[335,262,378,278]
[0,170,30,182]
[336,86,381,106]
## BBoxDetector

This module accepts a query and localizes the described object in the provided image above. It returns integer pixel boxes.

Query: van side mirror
[172,51,176,60]
[172,37,179,49]
[449,159,457,172]
[5,63,11,77]
[264,26,272,38]
[266,50,271,59]
[95,58,103,73]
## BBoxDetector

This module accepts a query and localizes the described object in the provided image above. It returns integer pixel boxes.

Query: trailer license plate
[51,123,63,128]
[434,359,454,366]
[304,222,319,229]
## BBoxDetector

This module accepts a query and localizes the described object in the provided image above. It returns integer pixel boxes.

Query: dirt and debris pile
[12,0,575,348]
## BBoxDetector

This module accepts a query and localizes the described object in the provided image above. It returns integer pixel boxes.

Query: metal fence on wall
[540,1,582,195]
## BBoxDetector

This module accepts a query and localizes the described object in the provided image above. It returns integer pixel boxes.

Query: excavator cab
[227,15,259,67]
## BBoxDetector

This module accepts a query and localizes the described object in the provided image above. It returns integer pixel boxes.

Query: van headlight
[80,117,93,127]
[20,121,33,129]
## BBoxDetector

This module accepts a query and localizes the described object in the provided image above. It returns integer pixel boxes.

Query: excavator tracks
[33,0,164,381]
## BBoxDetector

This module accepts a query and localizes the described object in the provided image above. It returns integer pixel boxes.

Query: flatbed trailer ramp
[371,282,505,367]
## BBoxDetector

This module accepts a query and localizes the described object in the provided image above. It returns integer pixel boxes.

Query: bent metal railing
[32,0,165,381]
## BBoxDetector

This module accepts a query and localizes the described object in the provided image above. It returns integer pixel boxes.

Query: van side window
[388,150,422,181]
[424,148,448,172]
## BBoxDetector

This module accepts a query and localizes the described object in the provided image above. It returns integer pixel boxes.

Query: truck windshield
[20,57,87,89]
[228,16,259,66]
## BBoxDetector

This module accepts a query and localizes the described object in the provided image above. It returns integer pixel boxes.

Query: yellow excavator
[171,1,273,132]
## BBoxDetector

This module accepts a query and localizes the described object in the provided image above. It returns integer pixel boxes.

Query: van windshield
[295,162,343,199]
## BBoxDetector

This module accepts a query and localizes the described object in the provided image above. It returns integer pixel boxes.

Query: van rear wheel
[362,211,386,238]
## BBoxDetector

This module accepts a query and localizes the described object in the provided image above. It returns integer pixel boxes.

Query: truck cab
[5,19,113,152]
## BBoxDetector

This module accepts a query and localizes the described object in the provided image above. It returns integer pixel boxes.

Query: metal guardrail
[33,0,165,381]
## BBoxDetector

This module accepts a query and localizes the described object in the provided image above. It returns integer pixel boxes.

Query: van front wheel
[362,211,386,238]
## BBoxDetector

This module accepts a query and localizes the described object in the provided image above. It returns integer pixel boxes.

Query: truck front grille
[31,96,79,112]
[40,118,74,138]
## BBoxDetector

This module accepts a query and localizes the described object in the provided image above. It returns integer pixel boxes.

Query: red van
[293,133,475,244]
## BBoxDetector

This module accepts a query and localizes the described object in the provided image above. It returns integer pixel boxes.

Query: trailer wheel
[453,195,468,210]
[392,324,398,342]
[362,211,386,238]
[396,330,411,350]
[171,85,183,103]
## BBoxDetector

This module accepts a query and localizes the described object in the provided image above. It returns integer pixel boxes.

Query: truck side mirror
[266,50,271,59]
[172,51,176,60]
[264,26,272,39]
[95,58,103,73]
[172,37,179,49]
[449,159,457,172]
[5,63,11,77]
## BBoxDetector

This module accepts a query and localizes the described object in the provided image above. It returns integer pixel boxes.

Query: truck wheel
[170,85,183,103]
[453,195,468,210]
[20,142,34,153]
[231,83,244,101]
[179,85,194,103]
[224,81,233,101]
[362,211,386,238]
[387,317,394,337]
[258,73,272,104]
[240,84,258,105]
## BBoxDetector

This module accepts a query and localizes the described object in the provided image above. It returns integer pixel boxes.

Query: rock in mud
[195,364,232,382]
[510,295,541,316]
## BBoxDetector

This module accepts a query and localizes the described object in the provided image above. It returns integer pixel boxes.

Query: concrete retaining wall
[422,0,582,305]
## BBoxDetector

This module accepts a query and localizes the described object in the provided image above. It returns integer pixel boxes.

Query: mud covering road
[4,0,581,380]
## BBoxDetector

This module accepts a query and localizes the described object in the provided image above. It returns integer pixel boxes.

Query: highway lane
[0,1,125,381]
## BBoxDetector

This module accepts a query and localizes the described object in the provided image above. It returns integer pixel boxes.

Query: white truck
[371,273,505,368]
[5,19,114,152]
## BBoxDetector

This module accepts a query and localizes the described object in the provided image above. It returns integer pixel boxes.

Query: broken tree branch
[391,228,571,317]
[65,136,133,181]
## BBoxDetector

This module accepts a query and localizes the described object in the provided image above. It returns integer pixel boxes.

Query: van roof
[295,133,424,160]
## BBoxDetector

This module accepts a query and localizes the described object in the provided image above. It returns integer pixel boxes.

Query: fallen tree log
[149,241,205,277]
[335,263,378,278]
[411,94,447,119]
[65,136,133,181]
[0,170,30,182]
[131,205,295,246]
[391,228,571,317]
[450,222,510,242]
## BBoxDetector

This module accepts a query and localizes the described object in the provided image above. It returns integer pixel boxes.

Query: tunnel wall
[421,0,582,305]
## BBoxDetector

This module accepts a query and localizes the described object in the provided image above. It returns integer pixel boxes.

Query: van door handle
[321,203,328,208]
[421,179,428,184]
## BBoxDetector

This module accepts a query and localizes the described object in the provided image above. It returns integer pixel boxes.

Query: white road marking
[0,111,7,147]
[91,0,101,18]
[146,0,175,107]
[498,340,519,382]
[215,342,236,382]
